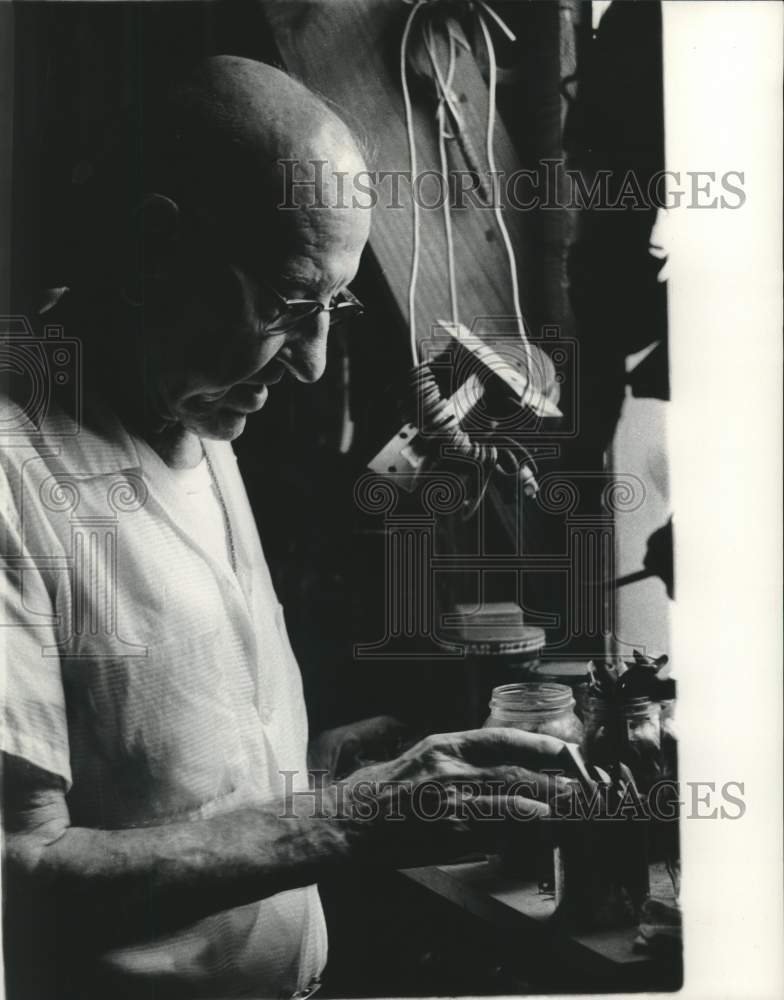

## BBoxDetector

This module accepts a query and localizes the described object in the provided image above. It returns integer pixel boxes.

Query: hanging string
[400,0,426,364]
[423,19,459,327]
[475,7,534,391]
[475,0,517,44]
[398,0,541,505]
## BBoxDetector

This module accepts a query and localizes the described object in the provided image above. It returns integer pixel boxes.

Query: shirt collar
[6,394,143,475]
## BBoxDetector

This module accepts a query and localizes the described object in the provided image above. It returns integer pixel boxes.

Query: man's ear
[121,193,181,306]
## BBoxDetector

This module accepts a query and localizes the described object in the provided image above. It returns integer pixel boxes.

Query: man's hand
[336,727,573,868]
[308,716,411,781]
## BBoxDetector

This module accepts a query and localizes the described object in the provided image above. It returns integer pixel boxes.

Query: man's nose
[283,313,330,384]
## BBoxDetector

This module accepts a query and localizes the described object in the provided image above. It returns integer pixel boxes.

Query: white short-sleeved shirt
[0,396,327,998]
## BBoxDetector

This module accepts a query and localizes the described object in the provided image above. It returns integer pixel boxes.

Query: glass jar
[582,695,662,791]
[581,695,612,771]
[483,682,584,743]
[445,610,546,729]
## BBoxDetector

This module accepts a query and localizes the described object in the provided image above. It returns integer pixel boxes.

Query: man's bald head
[74,56,372,444]
[167,55,366,173]
[75,55,370,283]
[158,56,368,239]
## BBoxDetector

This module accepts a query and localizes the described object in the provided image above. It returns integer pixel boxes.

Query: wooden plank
[261,0,536,352]
[401,859,660,975]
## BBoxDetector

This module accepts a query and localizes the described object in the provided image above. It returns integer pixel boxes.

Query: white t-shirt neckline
[168,453,233,570]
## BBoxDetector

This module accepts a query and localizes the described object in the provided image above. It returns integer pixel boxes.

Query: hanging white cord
[402,2,533,380]
[476,8,534,382]
[392,1,542,505]
[400,0,426,364]
[475,0,517,44]
[424,21,459,327]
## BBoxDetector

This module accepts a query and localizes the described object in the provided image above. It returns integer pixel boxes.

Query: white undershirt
[169,457,233,569]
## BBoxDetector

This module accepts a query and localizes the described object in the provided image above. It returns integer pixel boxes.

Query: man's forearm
[14,791,352,946]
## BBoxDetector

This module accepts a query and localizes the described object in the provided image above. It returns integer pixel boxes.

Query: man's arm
[3,753,351,948]
[3,728,575,950]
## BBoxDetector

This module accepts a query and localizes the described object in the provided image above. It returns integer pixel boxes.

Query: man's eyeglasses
[263,283,364,336]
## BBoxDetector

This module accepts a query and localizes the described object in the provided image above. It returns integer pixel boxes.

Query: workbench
[398,859,681,992]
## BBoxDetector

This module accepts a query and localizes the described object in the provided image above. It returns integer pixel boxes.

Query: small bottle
[483,682,584,743]
[582,694,662,791]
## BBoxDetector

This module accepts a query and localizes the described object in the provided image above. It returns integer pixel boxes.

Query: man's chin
[181,407,249,441]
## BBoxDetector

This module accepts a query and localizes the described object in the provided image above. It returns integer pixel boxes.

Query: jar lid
[623,695,660,719]
[444,604,544,656]
[584,692,661,719]
[449,631,545,661]
[528,660,591,683]
[489,682,574,714]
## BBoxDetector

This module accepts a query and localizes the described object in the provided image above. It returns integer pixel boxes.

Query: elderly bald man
[2,57,569,1000]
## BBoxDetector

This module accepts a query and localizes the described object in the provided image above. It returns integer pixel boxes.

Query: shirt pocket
[64,625,256,828]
